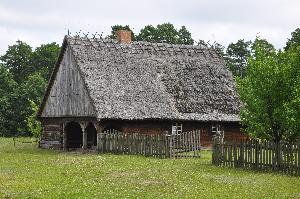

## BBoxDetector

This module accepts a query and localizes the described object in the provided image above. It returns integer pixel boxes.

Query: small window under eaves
[171,122,182,135]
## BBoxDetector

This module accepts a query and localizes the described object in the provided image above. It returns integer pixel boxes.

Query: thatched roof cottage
[38,30,246,150]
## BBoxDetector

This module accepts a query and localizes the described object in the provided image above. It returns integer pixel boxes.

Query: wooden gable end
[41,46,96,117]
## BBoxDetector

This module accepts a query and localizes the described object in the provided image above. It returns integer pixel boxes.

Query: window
[211,124,223,134]
[171,123,182,135]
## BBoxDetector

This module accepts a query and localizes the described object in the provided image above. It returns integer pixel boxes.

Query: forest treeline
[0,23,299,142]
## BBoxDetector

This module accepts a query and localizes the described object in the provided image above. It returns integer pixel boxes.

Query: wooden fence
[212,138,300,176]
[97,130,201,158]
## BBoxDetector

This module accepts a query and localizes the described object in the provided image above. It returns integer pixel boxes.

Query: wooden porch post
[62,123,67,151]
[83,129,87,150]
[80,122,88,150]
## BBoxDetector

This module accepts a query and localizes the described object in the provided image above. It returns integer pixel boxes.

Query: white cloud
[0,0,299,54]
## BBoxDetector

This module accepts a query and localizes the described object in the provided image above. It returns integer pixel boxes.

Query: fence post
[212,132,223,166]
[97,132,101,152]
[275,141,280,171]
[238,140,243,168]
[164,134,168,158]
[255,139,259,169]
[196,130,201,158]
[212,135,216,165]
[169,135,173,158]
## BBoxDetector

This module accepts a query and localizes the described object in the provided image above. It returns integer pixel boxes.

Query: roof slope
[40,35,241,122]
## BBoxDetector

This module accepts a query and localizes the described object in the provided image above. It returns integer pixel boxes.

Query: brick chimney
[116,30,132,44]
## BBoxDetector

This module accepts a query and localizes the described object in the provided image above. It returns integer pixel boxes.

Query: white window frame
[171,122,183,135]
[211,123,223,134]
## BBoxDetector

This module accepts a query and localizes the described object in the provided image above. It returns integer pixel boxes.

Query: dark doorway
[86,123,97,148]
[65,122,83,149]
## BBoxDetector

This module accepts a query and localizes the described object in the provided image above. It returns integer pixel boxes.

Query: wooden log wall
[39,124,62,149]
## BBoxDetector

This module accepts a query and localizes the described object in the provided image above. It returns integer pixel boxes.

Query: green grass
[0,137,299,199]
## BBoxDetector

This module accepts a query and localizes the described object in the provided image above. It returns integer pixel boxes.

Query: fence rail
[97,130,201,158]
[212,138,300,176]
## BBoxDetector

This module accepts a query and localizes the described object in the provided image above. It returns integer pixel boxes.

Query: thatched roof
[39,35,241,122]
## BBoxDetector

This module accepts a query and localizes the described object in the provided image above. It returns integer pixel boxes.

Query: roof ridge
[66,35,220,59]
[66,35,210,49]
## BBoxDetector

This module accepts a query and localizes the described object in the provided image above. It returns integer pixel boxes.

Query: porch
[62,120,201,158]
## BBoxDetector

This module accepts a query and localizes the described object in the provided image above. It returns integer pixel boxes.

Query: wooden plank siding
[41,46,96,117]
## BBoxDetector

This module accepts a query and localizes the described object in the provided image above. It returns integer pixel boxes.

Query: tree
[282,46,300,141]
[16,73,47,134]
[108,25,135,41]
[155,23,179,44]
[226,39,251,77]
[178,26,194,45]
[0,41,33,83]
[285,28,300,51]
[137,23,194,45]
[0,71,47,136]
[20,72,47,104]
[0,64,18,135]
[237,43,300,142]
[0,40,58,136]
[25,100,42,140]
[251,37,275,57]
[31,42,60,80]
[135,25,157,42]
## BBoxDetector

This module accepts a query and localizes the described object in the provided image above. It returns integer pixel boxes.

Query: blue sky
[0,0,299,54]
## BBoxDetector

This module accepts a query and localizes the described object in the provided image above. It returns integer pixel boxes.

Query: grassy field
[0,138,299,199]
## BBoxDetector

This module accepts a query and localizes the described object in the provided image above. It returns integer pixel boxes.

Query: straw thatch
[39,35,241,122]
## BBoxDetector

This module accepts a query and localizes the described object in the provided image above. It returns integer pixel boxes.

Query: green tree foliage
[7,72,47,135]
[20,73,47,104]
[237,43,300,142]
[0,41,33,83]
[18,73,47,130]
[225,37,275,78]
[0,41,58,136]
[0,64,18,135]
[251,37,275,56]
[31,42,60,80]
[108,25,135,41]
[137,23,194,44]
[226,39,251,77]
[135,25,157,42]
[25,100,42,140]
[155,23,180,44]
[178,26,194,45]
[285,28,300,50]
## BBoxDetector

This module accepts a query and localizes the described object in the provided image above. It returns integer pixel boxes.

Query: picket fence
[97,129,201,158]
[212,138,300,176]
